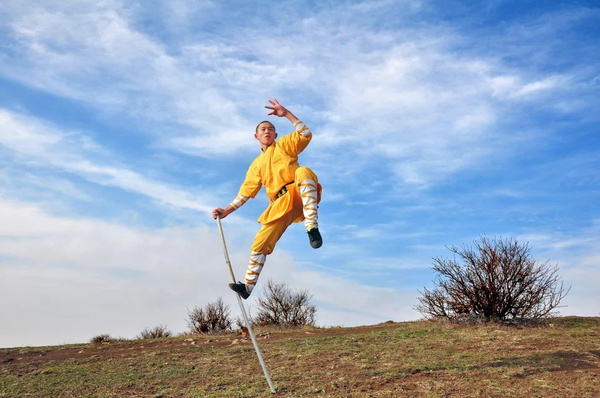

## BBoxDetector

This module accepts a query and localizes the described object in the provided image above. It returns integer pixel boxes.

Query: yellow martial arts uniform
[230,120,322,256]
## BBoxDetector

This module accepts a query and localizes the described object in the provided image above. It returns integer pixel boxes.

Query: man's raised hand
[265,99,288,117]
[265,99,298,124]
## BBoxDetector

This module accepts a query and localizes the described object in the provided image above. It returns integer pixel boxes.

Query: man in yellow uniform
[212,99,322,299]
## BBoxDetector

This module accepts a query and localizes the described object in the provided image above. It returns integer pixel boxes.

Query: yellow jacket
[236,122,317,224]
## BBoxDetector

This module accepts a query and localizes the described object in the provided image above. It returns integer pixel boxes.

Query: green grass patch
[1,318,599,397]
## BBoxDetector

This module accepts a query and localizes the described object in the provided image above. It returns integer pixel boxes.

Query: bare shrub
[139,325,172,339]
[416,236,570,323]
[187,297,232,334]
[90,334,112,344]
[254,279,317,327]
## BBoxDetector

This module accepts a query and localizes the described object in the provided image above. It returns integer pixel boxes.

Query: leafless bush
[416,236,569,323]
[90,334,112,344]
[138,324,172,339]
[254,280,317,327]
[187,297,232,334]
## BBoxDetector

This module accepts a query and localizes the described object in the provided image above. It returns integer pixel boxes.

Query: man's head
[254,121,277,150]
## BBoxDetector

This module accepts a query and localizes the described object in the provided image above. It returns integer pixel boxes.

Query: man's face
[254,122,277,148]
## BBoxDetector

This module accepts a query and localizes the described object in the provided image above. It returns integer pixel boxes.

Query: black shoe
[229,282,250,299]
[307,227,322,249]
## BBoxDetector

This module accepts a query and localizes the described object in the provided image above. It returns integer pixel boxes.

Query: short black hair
[255,120,276,133]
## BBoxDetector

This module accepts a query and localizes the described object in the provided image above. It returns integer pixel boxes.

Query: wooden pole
[215,216,276,394]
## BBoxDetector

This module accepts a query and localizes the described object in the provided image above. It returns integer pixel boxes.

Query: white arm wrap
[230,194,249,210]
[294,120,311,137]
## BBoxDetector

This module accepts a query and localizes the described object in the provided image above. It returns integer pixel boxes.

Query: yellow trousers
[250,166,321,255]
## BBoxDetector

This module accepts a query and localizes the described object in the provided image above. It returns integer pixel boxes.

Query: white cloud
[489,74,569,99]
[0,198,249,347]
[0,199,419,347]
[1,1,598,347]
[1,1,252,149]
[2,0,580,176]
[312,41,501,187]
[0,109,213,212]
[518,229,600,317]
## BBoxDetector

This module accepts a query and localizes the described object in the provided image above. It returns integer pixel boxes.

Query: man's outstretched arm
[212,192,251,219]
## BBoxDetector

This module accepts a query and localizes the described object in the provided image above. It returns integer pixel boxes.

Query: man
[212,99,322,299]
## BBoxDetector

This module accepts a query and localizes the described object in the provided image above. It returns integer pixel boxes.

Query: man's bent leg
[244,251,266,294]
[232,212,298,298]
[296,167,322,248]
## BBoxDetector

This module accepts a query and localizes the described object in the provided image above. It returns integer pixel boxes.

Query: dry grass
[1,317,599,397]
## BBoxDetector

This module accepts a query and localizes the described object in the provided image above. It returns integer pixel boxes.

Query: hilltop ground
[1,317,599,397]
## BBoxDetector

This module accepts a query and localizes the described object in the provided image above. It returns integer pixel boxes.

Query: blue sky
[1,0,599,348]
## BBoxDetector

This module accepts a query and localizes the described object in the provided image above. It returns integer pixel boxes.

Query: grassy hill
[1,317,599,397]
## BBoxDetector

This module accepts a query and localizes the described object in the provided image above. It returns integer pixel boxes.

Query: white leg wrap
[299,179,318,231]
[244,251,266,293]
